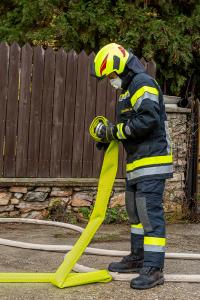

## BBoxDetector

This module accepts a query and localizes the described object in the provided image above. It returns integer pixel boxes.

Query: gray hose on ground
[0,218,83,233]
[1,238,200,260]
[0,218,200,283]
[0,218,199,260]
[73,264,200,282]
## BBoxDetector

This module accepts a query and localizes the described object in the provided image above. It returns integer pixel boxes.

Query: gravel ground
[0,222,199,300]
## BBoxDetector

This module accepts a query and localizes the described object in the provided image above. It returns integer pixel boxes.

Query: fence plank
[105,80,116,123]
[4,42,20,177]
[114,89,125,179]
[16,44,33,177]
[146,60,156,78]
[72,51,88,177]
[50,48,67,177]
[38,48,55,177]
[82,53,97,178]
[92,79,108,177]
[61,50,78,177]
[105,83,124,179]
[27,46,44,177]
[0,43,9,176]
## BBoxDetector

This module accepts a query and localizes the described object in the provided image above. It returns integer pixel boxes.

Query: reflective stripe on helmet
[100,54,108,76]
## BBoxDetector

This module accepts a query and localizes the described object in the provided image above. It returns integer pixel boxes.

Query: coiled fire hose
[0,116,199,285]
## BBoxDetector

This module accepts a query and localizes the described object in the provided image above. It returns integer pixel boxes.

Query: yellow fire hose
[0,116,119,288]
[0,116,199,285]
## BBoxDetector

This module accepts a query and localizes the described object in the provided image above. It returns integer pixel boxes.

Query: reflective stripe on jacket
[116,72,173,184]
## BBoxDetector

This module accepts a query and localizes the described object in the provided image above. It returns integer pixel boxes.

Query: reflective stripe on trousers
[131,223,144,235]
[144,237,166,252]
[127,179,166,268]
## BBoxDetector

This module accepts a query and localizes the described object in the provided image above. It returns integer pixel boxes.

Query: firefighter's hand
[96,142,109,151]
[95,122,117,143]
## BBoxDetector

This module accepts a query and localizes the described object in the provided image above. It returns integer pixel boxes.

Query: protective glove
[96,142,109,151]
[95,121,129,143]
[95,122,117,142]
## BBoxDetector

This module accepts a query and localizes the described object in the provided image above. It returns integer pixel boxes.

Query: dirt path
[0,222,199,300]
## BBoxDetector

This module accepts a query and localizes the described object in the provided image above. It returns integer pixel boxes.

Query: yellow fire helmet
[91,43,130,79]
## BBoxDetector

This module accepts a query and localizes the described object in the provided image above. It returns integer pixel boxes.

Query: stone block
[35,187,51,193]
[9,187,27,193]
[49,197,71,206]
[71,193,93,207]
[164,201,182,214]
[24,192,48,202]
[165,181,183,190]
[11,198,20,205]
[167,173,184,182]
[109,193,125,208]
[174,159,186,166]
[0,205,14,212]
[0,187,8,192]
[14,193,23,199]
[21,210,48,219]
[52,187,61,191]
[50,189,73,197]
[0,212,9,217]
[72,207,79,212]
[168,190,185,201]
[16,201,49,213]
[9,211,20,217]
[27,187,34,191]
[0,192,12,205]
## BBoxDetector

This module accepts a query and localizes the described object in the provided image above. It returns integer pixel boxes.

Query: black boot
[108,250,144,273]
[130,266,164,289]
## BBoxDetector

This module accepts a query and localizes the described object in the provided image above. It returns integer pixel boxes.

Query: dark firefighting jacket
[116,59,173,184]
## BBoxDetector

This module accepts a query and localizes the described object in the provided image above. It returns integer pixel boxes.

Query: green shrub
[0,0,199,96]
[104,206,129,224]
[47,199,77,224]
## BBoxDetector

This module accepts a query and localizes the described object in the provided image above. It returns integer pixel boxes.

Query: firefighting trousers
[125,179,166,268]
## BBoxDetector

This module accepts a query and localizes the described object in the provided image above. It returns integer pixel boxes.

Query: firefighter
[91,43,173,290]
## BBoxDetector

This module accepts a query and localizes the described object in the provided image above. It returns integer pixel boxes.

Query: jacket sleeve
[125,99,160,139]
[114,83,161,141]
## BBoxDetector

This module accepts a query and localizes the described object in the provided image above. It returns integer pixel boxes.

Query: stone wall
[164,107,191,218]
[0,108,191,222]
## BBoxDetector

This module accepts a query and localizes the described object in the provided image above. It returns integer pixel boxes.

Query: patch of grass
[165,209,186,224]
[48,199,129,224]
[92,233,122,243]
[79,205,129,224]
[104,207,129,224]
[47,199,77,224]
[78,207,91,219]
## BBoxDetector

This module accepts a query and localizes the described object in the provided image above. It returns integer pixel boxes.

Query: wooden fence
[0,42,155,179]
[197,99,200,198]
